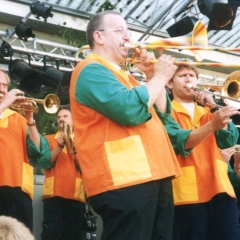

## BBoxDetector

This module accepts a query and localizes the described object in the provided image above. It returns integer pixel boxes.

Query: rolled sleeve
[27,134,52,168]
[155,97,192,157]
[216,122,239,149]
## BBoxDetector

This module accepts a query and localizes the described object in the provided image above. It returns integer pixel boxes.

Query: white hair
[0,216,34,240]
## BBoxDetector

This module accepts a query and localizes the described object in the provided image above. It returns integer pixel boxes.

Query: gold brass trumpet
[62,122,74,154]
[11,93,60,114]
[235,145,240,152]
[186,70,240,108]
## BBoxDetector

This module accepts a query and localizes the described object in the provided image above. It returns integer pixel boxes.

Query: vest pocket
[74,178,86,202]
[43,176,54,197]
[172,166,198,203]
[22,162,34,199]
[216,159,235,197]
[104,135,152,186]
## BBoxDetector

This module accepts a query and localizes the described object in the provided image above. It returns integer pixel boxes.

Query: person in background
[0,216,35,240]
[158,64,240,240]
[0,68,49,232]
[69,10,182,240]
[221,147,240,213]
[38,105,86,240]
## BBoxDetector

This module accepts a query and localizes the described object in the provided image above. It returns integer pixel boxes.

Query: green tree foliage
[58,23,87,47]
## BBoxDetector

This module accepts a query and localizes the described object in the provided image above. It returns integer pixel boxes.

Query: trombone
[186,70,240,108]
[75,20,240,68]
[11,93,60,114]
[76,20,207,62]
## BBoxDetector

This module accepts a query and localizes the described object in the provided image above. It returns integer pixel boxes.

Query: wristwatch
[210,107,220,113]
[27,120,36,126]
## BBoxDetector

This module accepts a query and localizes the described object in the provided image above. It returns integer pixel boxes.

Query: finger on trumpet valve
[235,145,240,152]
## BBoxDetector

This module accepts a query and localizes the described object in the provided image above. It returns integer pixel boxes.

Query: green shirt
[228,163,240,188]
[75,63,151,126]
[156,94,239,157]
[27,134,51,168]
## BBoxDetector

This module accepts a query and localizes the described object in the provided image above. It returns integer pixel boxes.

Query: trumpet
[186,70,240,108]
[62,122,74,154]
[11,93,60,114]
[235,145,240,152]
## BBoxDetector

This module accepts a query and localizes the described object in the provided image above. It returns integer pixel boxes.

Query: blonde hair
[0,216,34,240]
[0,68,10,86]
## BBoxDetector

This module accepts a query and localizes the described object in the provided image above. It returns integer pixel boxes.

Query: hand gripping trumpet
[11,93,60,114]
[62,122,74,154]
[186,70,240,108]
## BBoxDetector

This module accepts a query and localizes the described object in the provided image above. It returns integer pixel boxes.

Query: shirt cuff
[217,123,235,138]
[134,85,149,108]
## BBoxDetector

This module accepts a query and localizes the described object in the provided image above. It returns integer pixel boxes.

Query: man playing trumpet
[157,64,240,240]
[38,105,86,240]
[0,68,49,232]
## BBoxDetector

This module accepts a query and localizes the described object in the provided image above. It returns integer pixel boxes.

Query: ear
[93,31,104,45]
[166,80,173,90]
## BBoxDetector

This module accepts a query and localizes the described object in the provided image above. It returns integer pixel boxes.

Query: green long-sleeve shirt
[228,164,240,188]
[156,94,239,157]
[75,63,151,126]
[27,134,51,167]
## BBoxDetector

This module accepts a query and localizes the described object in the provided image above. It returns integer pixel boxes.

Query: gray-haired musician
[0,68,49,232]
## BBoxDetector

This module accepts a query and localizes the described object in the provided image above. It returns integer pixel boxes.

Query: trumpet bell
[142,21,207,62]
[11,93,60,114]
[221,70,240,108]
[42,94,60,114]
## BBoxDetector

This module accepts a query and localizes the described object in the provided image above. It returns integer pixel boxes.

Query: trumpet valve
[235,145,240,152]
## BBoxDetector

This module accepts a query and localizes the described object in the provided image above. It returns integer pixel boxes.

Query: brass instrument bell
[11,93,60,114]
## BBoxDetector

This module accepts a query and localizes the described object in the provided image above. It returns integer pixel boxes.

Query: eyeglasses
[98,26,131,37]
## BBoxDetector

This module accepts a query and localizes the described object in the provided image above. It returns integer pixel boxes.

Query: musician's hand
[195,91,216,107]
[0,89,25,110]
[234,152,240,178]
[56,135,65,149]
[221,147,235,163]
[132,49,155,74]
[153,54,177,83]
[24,110,34,125]
[211,105,240,129]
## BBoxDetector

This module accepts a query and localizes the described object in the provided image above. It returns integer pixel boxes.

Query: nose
[123,29,131,41]
[0,84,4,91]
[58,116,64,123]
[185,74,192,82]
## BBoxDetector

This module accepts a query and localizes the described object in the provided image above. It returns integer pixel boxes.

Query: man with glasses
[70,10,182,240]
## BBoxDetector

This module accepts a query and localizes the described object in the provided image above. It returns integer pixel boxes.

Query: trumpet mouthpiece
[124,42,136,49]
[186,84,193,89]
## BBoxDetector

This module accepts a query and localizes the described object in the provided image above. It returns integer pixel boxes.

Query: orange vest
[171,100,236,205]
[0,109,34,199]
[43,133,85,202]
[69,55,182,197]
